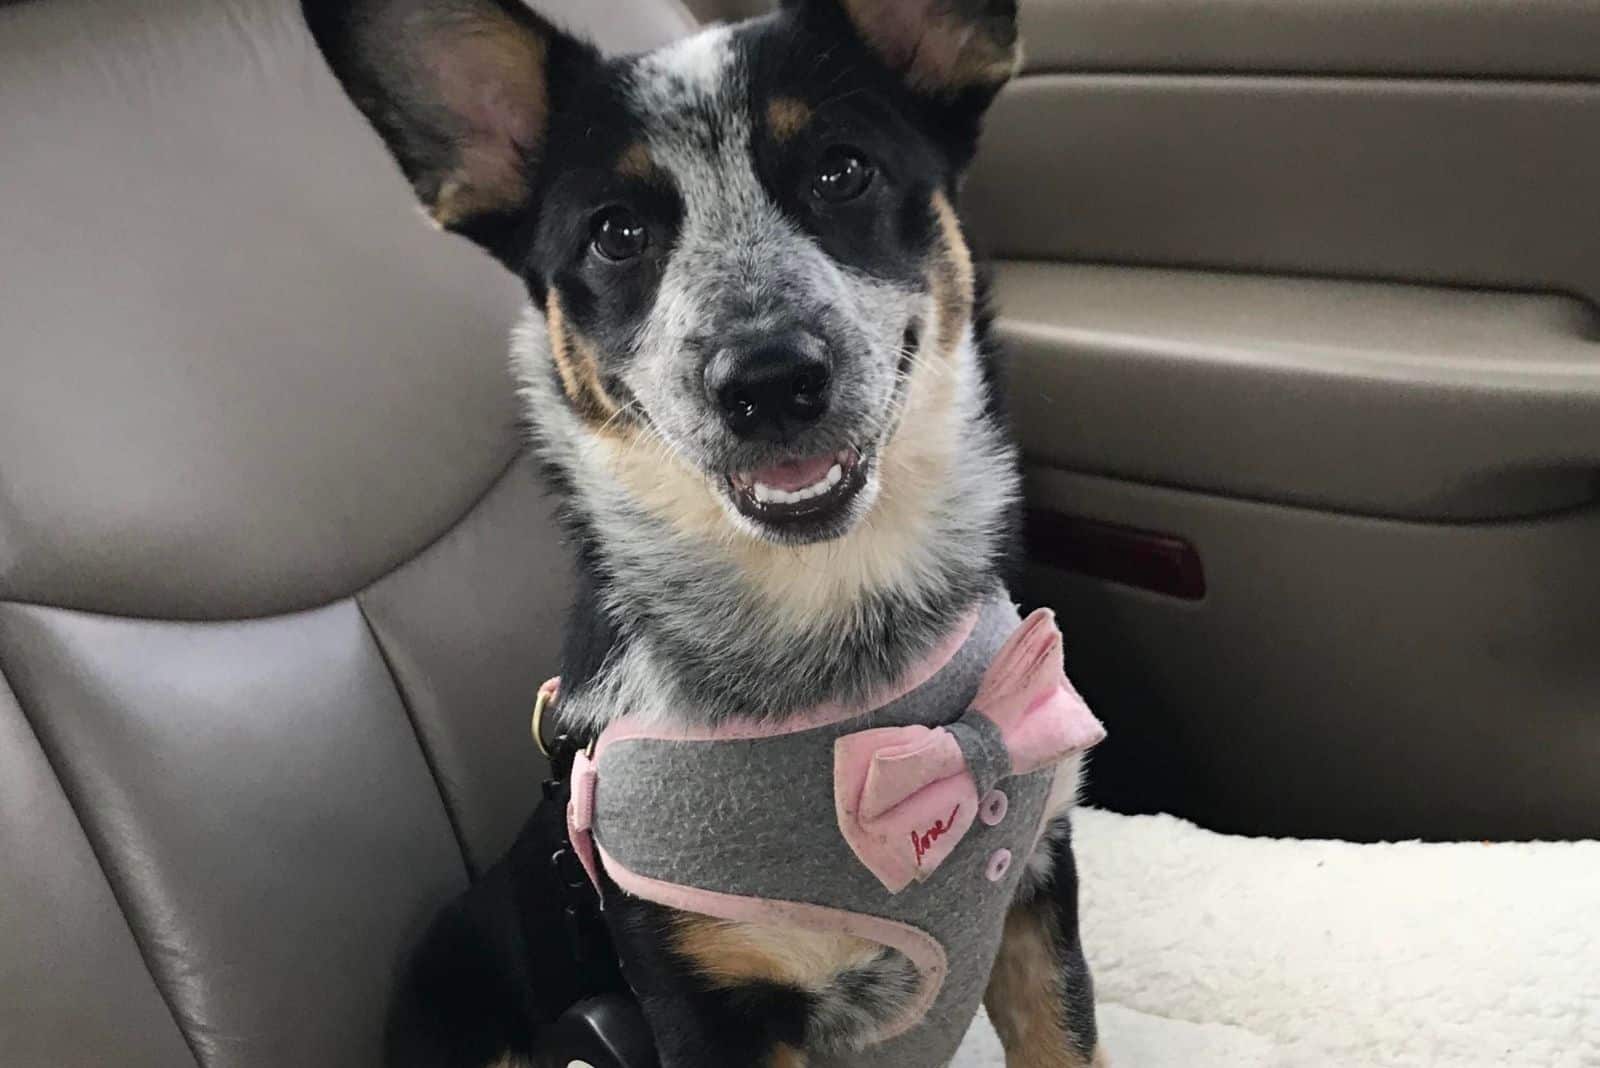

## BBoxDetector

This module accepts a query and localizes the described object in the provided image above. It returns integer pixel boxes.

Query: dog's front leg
[984,811,1106,1068]
[635,993,805,1068]
[606,898,825,1067]
[384,806,618,1068]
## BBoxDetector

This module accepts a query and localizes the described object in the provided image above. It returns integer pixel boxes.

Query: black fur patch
[527,67,685,365]
[1035,819,1100,1061]
[608,896,816,1063]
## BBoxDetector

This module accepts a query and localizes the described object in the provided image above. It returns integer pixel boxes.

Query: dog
[302,1,1104,1064]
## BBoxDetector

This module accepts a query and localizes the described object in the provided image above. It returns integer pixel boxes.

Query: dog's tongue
[745,454,836,492]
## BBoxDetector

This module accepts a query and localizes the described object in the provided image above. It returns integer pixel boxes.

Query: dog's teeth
[748,462,851,507]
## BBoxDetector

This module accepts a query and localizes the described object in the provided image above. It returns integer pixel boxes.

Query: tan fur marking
[927,190,976,369]
[985,904,1102,1068]
[432,170,513,229]
[616,142,656,179]
[429,25,549,227]
[596,190,981,628]
[486,1056,527,1068]
[840,0,1019,94]
[596,430,724,530]
[767,97,814,143]
[673,914,882,992]
[770,1046,809,1068]
[547,290,632,432]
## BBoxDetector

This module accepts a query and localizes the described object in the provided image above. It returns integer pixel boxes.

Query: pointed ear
[302,0,594,263]
[785,0,1021,98]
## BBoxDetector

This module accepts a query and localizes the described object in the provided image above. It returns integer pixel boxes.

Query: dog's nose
[706,334,832,441]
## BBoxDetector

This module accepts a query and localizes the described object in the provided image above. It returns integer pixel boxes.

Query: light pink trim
[985,849,1013,883]
[567,751,603,894]
[595,609,981,757]
[597,843,949,1043]
[980,790,1009,828]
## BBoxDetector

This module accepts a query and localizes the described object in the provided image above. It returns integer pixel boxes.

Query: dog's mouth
[726,447,868,535]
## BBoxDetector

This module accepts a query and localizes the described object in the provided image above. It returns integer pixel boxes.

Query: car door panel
[995,262,1600,521]
[966,1,1600,840]
[969,79,1600,304]
[1016,0,1600,81]
[1024,467,1600,842]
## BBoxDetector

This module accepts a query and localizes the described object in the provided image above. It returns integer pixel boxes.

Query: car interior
[3,0,1596,1065]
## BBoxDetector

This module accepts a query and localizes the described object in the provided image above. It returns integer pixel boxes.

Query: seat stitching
[354,600,479,881]
[0,447,543,625]
[0,657,209,1068]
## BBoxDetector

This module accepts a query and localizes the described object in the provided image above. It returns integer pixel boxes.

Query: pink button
[980,789,1009,827]
[986,849,1013,883]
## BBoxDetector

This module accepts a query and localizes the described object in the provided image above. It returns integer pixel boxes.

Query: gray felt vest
[591,591,1055,1067]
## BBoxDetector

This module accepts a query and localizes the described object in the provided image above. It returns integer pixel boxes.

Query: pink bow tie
[834,609,1106,894]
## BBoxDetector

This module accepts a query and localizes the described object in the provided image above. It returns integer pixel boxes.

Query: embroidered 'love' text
[911,805,961,867]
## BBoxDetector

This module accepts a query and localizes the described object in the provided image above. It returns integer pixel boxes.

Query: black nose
[705,334,832,441]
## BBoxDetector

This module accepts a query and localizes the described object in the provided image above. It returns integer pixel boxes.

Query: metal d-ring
[532,684,557,759]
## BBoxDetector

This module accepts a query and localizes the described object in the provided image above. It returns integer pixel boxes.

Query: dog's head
[307,0,1018,548]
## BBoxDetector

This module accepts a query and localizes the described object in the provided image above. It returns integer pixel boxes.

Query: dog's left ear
[784,0,1021,101]
[302,0,596,267]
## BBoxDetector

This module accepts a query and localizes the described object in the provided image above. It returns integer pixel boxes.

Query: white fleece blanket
[954,809,1600,1068]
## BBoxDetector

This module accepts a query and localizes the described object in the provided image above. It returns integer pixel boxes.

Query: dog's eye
[591,207,649,262]
[812,147,875,204]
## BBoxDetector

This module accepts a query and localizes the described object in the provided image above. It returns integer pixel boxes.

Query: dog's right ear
[781,0,1021,101]
[302,0,595,266]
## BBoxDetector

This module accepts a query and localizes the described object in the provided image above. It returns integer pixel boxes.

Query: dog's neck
[517,312,1019,730]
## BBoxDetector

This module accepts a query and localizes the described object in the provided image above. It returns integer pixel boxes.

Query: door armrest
[995,261,1600,520]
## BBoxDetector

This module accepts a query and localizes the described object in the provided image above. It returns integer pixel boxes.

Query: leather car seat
[0,0,695,1064]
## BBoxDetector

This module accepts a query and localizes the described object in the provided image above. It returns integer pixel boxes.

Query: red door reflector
[1025,511,1206,601]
